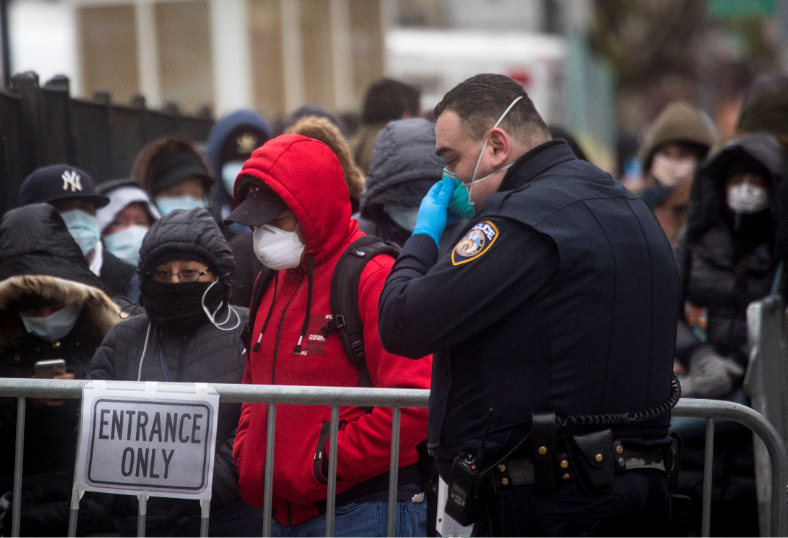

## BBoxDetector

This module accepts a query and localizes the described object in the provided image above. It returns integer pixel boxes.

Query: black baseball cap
[224,182,288,227]
[151,151,213,196]
[19,164,110,208]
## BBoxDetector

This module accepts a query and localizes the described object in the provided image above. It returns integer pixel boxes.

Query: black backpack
[241,235,400,387]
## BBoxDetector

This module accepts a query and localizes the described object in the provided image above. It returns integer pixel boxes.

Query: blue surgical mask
[20,302,84,343]
[156,196,207,215]
[103,225,148,266]
[59,209,100,255]
[222,161,245,197]
[383,205,420,232]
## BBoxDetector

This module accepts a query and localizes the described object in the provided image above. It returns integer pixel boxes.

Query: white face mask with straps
[447,95,523,209]
[253,225,305,270]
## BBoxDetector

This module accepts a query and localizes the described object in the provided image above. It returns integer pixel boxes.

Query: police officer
[378,74,680,536]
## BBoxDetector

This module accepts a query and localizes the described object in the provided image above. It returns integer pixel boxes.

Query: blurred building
[69,0,389,120]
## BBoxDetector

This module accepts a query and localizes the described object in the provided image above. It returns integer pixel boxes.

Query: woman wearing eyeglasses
[87,208,265,536]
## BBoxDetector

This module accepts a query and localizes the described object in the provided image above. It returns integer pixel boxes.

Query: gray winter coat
[358,118,466,249]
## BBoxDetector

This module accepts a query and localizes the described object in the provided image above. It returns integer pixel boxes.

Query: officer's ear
[488,127,511,167]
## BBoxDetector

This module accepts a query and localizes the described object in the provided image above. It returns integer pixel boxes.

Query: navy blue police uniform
[379,140,680,536]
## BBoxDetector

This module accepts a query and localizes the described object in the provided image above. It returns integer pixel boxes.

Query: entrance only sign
[74,381,220,500]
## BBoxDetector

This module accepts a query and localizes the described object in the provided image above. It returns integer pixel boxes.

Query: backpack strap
[241,267,275,359]
[321,236,400,387]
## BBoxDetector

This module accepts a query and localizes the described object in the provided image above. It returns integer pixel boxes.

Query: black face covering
[141,280,221,334]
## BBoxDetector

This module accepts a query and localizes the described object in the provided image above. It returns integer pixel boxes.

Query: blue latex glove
[412,178,455,247]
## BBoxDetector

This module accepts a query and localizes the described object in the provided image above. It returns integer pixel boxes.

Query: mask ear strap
[467,95,525,205]
[201,279,241,331]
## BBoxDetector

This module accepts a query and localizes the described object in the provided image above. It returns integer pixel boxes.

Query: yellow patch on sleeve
[451,221,499,265]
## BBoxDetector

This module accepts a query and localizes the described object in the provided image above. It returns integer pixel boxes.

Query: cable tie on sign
[92,379,107,396]
[195,383,208,395]
[71,484,86,510]
[144,381,158,399]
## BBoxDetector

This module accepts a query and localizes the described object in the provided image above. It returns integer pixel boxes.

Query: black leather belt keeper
[531,412,557,491]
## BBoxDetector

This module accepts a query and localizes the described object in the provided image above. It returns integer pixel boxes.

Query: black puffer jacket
[675,133,788,366]
[0,204,120,536]
[672,134,787,532]
[88,209,255,535]
[358,118,464,249]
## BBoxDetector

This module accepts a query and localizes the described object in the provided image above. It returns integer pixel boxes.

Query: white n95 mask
[253,225,305,270]
[727,183,769,214]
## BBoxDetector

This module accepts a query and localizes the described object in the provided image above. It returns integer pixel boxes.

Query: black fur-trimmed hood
[0,275,121,349]
[0,204,121,349]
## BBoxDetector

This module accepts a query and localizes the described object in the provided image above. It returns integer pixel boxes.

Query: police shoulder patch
[451,221,499,266]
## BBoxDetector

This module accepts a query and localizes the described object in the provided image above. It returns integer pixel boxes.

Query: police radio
[444,453,487,526]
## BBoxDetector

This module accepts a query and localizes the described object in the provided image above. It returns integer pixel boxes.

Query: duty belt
[491,441,668,489]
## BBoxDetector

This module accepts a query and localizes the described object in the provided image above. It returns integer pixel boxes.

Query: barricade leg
[67,486,84,537]
[387,408,401,537]
[11,397,25,538]
[200,498,210,537]
[701,418,715,537]
[137,492,148,537]
[325,406,340,538]
[262,404,276,537]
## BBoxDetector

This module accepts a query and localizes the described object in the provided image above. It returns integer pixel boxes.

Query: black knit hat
[19,164,110,208]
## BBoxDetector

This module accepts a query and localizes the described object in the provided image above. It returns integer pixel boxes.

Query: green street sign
[708,0,776,18]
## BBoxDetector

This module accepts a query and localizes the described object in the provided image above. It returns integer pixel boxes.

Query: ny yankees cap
[19,164,110,208]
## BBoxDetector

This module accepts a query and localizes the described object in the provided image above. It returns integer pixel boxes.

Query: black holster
[566,429,615,495]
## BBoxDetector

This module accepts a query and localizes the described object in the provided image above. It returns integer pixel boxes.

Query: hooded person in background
[359,118,464,249]
[96,179,161,304]
[206,109,273,231]
[96,178,161,268]
[672,133,788,536]
[350,78,422,175]
[0,204,120,537]
[19,164,137,301]
[228,115,365,307]
[637,102,716,244]
[131,136,214,217]
[225,135,432,536]
[88,208,264,536]
[737,73,788,154]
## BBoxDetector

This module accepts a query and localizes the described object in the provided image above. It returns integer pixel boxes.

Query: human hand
[31,372,74,407]
[679,346,744,399]
[412,178,455,247]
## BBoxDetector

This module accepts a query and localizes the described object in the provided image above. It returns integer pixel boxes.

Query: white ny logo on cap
[62,170,83,192]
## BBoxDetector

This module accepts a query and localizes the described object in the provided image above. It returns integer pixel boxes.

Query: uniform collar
[498,139,576,193]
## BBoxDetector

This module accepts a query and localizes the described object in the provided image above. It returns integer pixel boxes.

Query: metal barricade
[0,378,786,537]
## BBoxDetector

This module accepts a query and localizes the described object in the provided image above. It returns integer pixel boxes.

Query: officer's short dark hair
[435,74,550,145]
[361,78,421,124]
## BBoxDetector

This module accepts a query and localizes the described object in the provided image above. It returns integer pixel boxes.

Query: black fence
[0,72,214,216]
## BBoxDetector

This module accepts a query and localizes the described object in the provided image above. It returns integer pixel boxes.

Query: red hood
[235,134,355,266]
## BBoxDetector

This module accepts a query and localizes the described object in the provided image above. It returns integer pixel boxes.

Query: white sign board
[74,381,219,500]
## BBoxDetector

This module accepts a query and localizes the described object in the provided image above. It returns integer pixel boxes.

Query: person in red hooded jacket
[225,135,432,537]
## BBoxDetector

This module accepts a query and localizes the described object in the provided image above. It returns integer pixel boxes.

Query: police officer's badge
[452,221,498,265]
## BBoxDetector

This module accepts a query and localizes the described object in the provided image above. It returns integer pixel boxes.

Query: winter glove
[413,178,455,248]
[679,345,745,399]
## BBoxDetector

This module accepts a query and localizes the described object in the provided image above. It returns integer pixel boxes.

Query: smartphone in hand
[33,359,66,379]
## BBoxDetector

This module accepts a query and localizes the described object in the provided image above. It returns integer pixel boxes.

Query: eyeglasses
[151,268,211,283]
